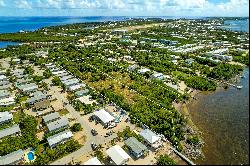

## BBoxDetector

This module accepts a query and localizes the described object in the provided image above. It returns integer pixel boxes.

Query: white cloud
[15,0,32,9]
[3,0,248,16]
[0,0,5,7]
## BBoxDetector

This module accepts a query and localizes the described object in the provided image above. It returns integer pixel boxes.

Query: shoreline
[174,67,249,164]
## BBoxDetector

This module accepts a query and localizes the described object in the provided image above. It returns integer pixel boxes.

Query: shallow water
[188,68,249,165]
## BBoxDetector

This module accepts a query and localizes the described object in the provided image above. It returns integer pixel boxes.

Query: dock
[171,147,196,165]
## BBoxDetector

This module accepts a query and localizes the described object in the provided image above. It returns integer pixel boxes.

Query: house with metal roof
[124,137,148,158]
[0,75,7,81]
[139,129,162,149]
[62,78,80,86]
[75,89,89,97]
[60,75,74,81]
[43,112,60,124]
[17,83,38,92]
[0,149,24,165]
[68,83,85,92]
[106,145,131,165]
[26,91,47,105]
[0,84,11,90]
[94,109,115,127]
[84,157,102,165]
[47,117,69,132]
[0,124,21,139]
[0,111,13,125]
[0,80,9,86]
[0,96,15,106]
[138,68,151,75]
[0,90,10,99]
[47,130,73,148]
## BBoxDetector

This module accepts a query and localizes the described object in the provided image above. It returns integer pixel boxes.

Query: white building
[84,157,102,165]
[106,145,131,165]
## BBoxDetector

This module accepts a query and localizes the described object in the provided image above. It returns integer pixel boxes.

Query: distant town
[0,17,249,165]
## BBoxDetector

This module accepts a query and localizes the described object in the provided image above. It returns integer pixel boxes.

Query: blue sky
[0,0,248,17]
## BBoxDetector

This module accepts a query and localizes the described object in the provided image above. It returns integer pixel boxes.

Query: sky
[0,0,248,17]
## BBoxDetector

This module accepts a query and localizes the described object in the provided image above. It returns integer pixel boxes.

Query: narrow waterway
[188,68,249,165]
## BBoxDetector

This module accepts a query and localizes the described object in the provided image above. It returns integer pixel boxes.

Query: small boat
[236,85,243,89]
[240,75,245,79]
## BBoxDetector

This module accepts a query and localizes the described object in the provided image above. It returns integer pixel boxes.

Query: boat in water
[236,85,243,89]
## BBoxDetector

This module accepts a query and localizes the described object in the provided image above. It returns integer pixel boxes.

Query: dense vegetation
[0,112,39,156]
[157,154,176,165]
[208,63,244,80]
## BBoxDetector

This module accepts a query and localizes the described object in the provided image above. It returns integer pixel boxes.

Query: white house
[106,145,131,165]
[94,109,115,127]
[139,129,163,149]
[84,157,102,165]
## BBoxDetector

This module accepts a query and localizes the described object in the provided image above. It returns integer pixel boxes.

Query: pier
[171,147,196,165]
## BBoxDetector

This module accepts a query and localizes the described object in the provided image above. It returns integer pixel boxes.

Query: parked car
[91,129,98,136]
[91,142,97,150]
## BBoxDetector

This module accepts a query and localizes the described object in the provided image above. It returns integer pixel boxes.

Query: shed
[0,149,24,165]
[125,137,148,158]
[84,157,102,165]
[106,145,130,165]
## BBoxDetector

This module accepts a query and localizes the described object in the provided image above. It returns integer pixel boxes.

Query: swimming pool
[27,151,35,161]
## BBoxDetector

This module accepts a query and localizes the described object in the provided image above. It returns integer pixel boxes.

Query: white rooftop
[94,109,115,124]
[84,157,102,165]
[139,129,161,144]
[106,145,130,165]
[47,130,73,147]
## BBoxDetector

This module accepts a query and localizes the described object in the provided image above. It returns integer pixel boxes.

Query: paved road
[49,86,116,165]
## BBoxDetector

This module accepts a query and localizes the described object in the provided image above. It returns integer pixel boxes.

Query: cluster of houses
[45,63,86,92]
[0,71,15,106]
[127,65,179,91]
[206,48,233,61]
[42,111,72,148]
[0,111,23,165]
[84,128,163,165]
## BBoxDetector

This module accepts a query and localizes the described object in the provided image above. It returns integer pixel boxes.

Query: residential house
[93,109,115,127]
[138,68,150,75]
[0,111,13,125]
[106,145,131,165]
[0,96,15,106]
[47,117,69,132]
[84,157,102,165]
[42,112,61,124]
[17,83,38,92]
[151,72,164,80]
[0,124,21,139]
[47,130,73,148]
[26,91,47,105]
[68,83,85,92]
[0,149,24,165]
[124,137,148,159]
[139,129,163,149]
[0,90,10,99]
[75,89,89,97]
